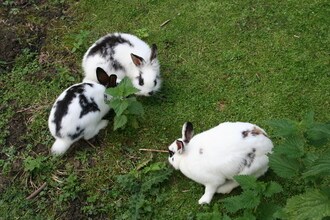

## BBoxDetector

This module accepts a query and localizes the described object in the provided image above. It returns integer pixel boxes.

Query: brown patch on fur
[242,130,249,138]
[251,127,267,137]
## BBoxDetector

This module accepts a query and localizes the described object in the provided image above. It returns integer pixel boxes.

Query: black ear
[182,122,194,143]
[176,140,184,154]
[96,67,109,86]
[150,44,157,61]
[131,53,145,66]
[108,74,117,88]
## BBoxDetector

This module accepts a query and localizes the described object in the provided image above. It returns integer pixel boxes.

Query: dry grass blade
[139,148,168,153]
[26,182,47,200]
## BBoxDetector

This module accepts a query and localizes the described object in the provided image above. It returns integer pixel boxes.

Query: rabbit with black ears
[168,121,273,204]
[48,67,117,155]
[82,33,161,96]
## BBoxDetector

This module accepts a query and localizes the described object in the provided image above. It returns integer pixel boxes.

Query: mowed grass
[0,0,329,219]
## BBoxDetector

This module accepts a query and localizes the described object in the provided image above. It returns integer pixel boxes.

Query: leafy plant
[58,172,82,203]
[109,161,173,219]
[267,112,330,219]
[0,146,16,174]
[106,77,144,130]
[71,30,90,53]
[221,175,282,219]
[24,156,47,173]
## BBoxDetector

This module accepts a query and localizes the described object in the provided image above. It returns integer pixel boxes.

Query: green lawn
[0,0,329,219]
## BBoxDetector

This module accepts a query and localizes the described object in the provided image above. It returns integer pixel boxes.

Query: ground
[0,0,329,219]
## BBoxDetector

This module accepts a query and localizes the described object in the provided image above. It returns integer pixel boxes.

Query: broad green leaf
[236,210,256,220]
[284,189,330,220]
[120,77,140,96]
[129,117,140,129]
[141,168,172,192]
[257,203,282,220]
[303,151,330,178]
[127,101,144,115]
[106,77,140,97]
[142,162,167,174]
[303,152,319,167]
[233,175,258,191]
[196,204,223,220]
[273,136,305,159]
[110,99,129,116]
[306,123,330,147]
[223,190,260,213]
[264,181,283,197]
[269,154,301,178]
[114,115,127,130]
[266,119,298,137]
[106,84,125,97]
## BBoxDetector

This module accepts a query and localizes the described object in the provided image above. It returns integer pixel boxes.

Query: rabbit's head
[130,44,161,96]
[168,122,194,169]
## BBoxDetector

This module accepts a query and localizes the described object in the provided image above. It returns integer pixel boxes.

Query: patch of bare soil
[0,1,68,74]
[0,0,71,204]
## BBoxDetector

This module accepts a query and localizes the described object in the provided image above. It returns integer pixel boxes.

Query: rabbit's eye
[154,79,157,86]
[168,150,175,157]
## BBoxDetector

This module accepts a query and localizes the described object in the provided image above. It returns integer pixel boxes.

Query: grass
[0,0,329,219]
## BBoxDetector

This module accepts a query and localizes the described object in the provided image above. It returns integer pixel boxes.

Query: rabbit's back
[48,82,109,139]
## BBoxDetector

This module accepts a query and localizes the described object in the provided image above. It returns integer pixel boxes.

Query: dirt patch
[5,111,28,149]
[0,1,68,74]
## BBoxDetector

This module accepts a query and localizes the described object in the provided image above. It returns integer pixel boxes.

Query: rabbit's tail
[51,139,72,155]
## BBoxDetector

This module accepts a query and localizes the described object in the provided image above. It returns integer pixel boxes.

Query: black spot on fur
[112,60,125,71]
[87,34,133,57]
[138,72,144,86]
[68,128,85,140]
[154,79,157,86]
[245,149,256,168]
[53,84,86,137]
[242,130,249,138]
[79,96,100,118]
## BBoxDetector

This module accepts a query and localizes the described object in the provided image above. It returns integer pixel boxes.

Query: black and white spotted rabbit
[82,33,161,96]
[48,67,117,155]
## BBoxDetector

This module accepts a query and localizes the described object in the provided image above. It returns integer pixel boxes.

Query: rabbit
[167,121,273,205]
[48,67,117,155]
[82,32,161,96]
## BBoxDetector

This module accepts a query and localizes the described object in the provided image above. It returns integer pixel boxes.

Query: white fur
[168,122,273,204]
[82,33,161,96]
[48,80,111,155]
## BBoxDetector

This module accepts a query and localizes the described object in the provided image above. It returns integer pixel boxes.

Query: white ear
[182,122,194,143]
[176,140,184,154]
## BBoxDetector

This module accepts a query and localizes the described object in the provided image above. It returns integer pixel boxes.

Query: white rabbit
[168,121,273,204]
[48,67,117,155]
[82,33,161,96]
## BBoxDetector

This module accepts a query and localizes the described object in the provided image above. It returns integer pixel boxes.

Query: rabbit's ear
[150,44,158,61]
[108,74,117,88]
[96,67,109,86]
[131,53,145,66]
[176,140,184,154]
[182,122,194,143]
